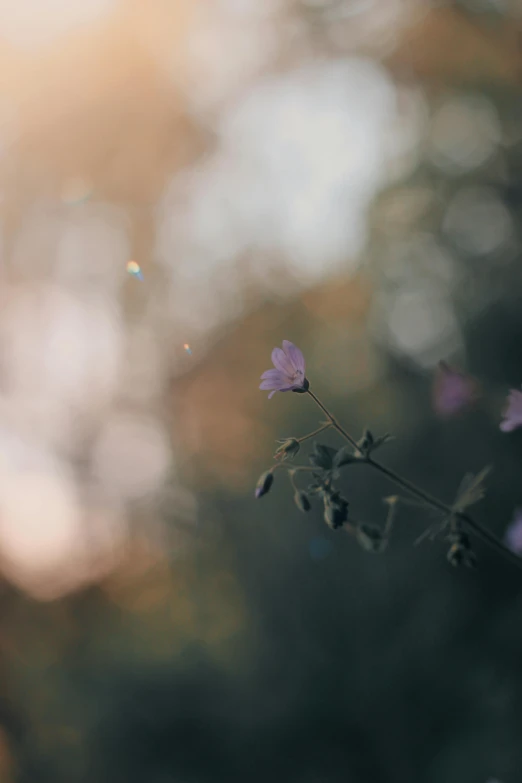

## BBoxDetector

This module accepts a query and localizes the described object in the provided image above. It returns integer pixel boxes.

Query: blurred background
[0,0,520,781]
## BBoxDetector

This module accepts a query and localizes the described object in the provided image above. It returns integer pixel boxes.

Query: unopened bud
[255,470,274,499]
[324,495,349,529]
[294,490,311,513]
[447,542,476,568]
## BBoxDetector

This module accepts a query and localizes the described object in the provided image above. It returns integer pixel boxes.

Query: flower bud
[274,438,300,461]
[324,494,349,529]
[447,538,476,568]
[294,490,311,513]
[255,470,274,499]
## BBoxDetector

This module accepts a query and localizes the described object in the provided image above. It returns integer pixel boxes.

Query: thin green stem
[383,498,398,542]
[269,462,289,474]
[287,470,298,492]
[306,390,359,450]
[370,458,522,569]
[288,466,318,491]
[297,422,332,443]
[367,458,450,515]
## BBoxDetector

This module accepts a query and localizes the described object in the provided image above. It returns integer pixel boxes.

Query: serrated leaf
[370,433,395,452]
[309,443,337,470]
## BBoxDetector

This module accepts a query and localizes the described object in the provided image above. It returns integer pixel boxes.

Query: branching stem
[305,389,522,571]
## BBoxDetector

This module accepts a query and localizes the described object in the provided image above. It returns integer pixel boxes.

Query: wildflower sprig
[256,340,522,572]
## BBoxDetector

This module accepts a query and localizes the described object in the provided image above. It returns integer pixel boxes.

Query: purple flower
[432,361,477,418]
[504,508,522,555]
[259,340,308,399]
[500,387,522,433]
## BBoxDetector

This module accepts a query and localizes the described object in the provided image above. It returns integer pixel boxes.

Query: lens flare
[183,343,192,355]
[126,260,143,281]
[308,536,332,561]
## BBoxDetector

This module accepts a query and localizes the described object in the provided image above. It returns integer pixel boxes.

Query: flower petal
[282,340,305,374]
[260,379,280,390]
[260,369,283,381]
[500,418,519,433]
[271,347,294,376]
[260,369,287,389]
[433,362,476,417]
[500,389,522,432]
[505,509,522,554]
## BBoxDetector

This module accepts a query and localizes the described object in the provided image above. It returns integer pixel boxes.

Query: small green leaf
[356,429,374,457]
[309,443,337,470]
[370,433,395,452]
[356,429,394,457]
